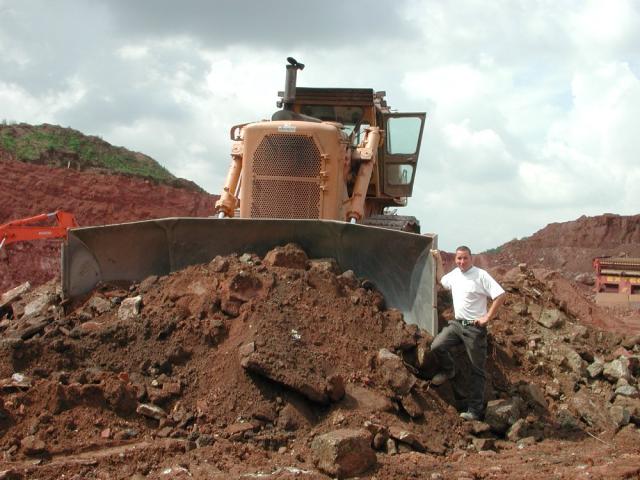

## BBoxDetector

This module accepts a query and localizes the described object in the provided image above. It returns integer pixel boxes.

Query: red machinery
[593,256,640,306]
[0,211,78,251]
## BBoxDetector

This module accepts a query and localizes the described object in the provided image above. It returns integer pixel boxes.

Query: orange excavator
[0,211,78,252]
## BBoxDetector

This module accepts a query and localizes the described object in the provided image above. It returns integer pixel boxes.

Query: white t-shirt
[441,266,505,321]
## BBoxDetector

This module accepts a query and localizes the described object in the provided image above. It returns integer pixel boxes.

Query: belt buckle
[461,319,474,327]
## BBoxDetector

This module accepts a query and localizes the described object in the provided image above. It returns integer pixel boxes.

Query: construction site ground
[1,159,640,479]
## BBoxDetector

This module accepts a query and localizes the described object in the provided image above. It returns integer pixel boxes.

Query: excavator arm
[0,211,78,250]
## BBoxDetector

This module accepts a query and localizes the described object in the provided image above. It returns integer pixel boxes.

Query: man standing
[430,246,505,421]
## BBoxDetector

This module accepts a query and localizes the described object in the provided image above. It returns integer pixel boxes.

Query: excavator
[0,211,78,251]
[61,59,439,333]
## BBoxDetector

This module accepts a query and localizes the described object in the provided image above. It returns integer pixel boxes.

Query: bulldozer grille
[250,134,322,219]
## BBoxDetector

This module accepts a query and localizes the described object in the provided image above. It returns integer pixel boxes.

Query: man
[430,246,505,421]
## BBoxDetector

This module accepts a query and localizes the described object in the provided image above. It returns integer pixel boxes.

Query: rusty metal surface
[62,218,438,333]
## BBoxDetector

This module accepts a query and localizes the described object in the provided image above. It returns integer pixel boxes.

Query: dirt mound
[0,245,639,478]
[0,159,216,293]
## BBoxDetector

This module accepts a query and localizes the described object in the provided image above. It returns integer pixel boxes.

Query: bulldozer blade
[62,218,438,333]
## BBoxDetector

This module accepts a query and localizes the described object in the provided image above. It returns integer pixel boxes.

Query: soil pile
[0,245,639,479]
[0,159,216,293]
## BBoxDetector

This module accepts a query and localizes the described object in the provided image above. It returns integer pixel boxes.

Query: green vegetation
[0,123,176,183]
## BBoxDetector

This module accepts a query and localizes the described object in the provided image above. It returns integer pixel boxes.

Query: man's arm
[475,293,506,327]
[431,249,445,284]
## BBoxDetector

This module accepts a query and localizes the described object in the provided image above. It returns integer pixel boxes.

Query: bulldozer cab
[286,87,425,205]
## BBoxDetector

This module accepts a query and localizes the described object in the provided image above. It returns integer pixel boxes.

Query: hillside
[479,213,640,275]
[0,123,200,189]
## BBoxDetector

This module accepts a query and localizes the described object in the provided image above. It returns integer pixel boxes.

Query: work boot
[431,370,455,386]
[459,411,480,421]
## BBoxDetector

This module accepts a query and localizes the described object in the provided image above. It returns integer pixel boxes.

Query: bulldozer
[61,59,439,333]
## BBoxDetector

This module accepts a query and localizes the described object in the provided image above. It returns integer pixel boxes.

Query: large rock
[118,296,142,321]
[484,397,524,434]
[609,405,631,428]
[311,429,376,478]
[615,385,639,399]
[376,348,416,396]
[264,243,308,269]
[603,358,631,382]
[569,389,610,429]
[587,359,604,379]
[0,281,30,308]
[23,293,56,318]
[341,384,395,413]
[560,347,586,376]
[523,383,547,408]
[536,308,566,329]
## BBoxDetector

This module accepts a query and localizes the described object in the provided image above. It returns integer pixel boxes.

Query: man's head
[455,246,473,272]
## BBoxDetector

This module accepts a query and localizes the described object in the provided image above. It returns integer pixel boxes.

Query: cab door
[381,113,426,198]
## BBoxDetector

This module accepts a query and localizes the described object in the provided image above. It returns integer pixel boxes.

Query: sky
[1,0,639,252]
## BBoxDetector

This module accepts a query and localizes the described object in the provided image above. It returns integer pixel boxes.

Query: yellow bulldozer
[62,59,439,333]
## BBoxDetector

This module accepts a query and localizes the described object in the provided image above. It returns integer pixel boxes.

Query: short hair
[455,245,472,255]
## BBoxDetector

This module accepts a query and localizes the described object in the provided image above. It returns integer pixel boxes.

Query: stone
[139,275,159,293]
[209,256,229,273]
[276,400,315,431]
[226,422,255,440]
[484,397,524,434]
[311,429,376,478]
[326,375,345,402]
[609,405,630,428]
[388,426,425,452]
[23,294,55,318]
[556,406,579,429]
[587,359,604,379]
[341,385,395,413]
[0,281,30,308]
[569,389,610,429]
[523,383,547,408]
[400,391,424,418]
[376,348,416,396]
[264,243,308,269]
[472,437,495,451]
[118,296,142,321]
[136,403,166,420]
[20,435,46,455]
[86,296,112,314]
[603,358,631,382]
[506,418,527,442]
[561,348,586,376]
[615,385,639,399]
[537,308,565,329]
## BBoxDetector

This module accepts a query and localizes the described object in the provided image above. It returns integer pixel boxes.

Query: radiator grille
[253,134,321,177]
[251,179,320,219]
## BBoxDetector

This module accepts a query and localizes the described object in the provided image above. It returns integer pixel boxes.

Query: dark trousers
[431,320,487,415]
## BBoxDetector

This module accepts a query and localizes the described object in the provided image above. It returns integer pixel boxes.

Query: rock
[472,437,495,451]
[574,273,595,286]
[85,295,112,314]
[506,418,527,441]
[622,334,640,349]
[615,385,639,399]
[118,296,142,321]
[523,383,547,408]
[484,398,524,434]
[341,384,395,413]
[388,426,426,452]
[536,308,565,329]
[136,403,166,420]
[308,258,339,274]
[209,256,229,273]
[277,400,315,431]
[603,358,631,382]
[400,391,424,418]
[264,243,308,269]
[311,429,376,478]
[587,359,604,379]
[20,435,46,455]
[23,293,56,318]
[560,348,586,376]
[337,270,359,290]
[326,375,345,402]
[556,406,580,429]
[569,389,610,429]
[0,281,30,308]
[609,405,630,428]
[225,422,255,440]
[386,438,398,455]
[376,348,416,396]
